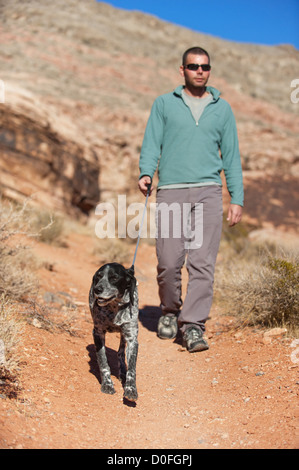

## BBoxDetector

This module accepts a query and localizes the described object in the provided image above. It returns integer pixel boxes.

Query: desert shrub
[215,248,299,335]
[0,198,41,395]
[29,209,65,245]
[0,199,39,300]
[0,295,23,397]
[0,248,39,300]
[0,295,23,371]
[0,198,82,396]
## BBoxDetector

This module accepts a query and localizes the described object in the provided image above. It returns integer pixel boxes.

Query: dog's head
[91,263,136,307]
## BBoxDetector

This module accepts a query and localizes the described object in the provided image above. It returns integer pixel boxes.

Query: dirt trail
[0,233,298,449]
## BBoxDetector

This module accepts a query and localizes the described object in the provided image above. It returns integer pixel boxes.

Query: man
[138,47,243,352]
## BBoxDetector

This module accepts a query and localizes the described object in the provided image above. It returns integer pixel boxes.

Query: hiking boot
[183,326,209,353]
[157,314,178,339]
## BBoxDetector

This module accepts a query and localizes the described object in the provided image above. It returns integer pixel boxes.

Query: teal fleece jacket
[139,85,244,206]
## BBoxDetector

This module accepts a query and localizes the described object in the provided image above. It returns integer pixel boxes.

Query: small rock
[255,371,265,376]
[264,328,287,339]
[32,318,42,329]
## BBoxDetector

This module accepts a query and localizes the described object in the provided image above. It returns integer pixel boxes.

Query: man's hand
[227,204,242,227]
[138,175,152,196]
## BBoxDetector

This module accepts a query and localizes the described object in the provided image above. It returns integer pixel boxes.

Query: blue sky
[103,0,299,49]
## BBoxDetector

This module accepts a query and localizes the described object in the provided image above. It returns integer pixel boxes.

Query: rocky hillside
[0,0,299,228]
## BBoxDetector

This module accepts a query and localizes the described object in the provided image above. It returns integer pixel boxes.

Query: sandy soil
[0,232,298,450]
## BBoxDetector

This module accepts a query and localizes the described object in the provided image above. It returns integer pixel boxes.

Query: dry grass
[27,208,65,246]
[0,199,40,300]
[215,240,299,336]
[0,198,38,393]
[23,298,81,338]
[0,295,23,371]
[0,197,79,396]
[0,296,23,398]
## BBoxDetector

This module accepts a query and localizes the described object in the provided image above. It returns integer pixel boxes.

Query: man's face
[180,53,211,90]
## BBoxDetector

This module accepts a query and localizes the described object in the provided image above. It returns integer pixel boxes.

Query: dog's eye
[109,274,120,282]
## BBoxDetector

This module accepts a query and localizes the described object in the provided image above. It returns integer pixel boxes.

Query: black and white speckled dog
[89,262,138,401]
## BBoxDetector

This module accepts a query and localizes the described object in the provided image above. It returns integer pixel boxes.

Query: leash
[130,183,151,273]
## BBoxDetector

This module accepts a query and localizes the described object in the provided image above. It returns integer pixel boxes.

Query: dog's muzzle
[95,295,116,306]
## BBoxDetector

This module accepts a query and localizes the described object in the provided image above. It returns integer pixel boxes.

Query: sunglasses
[184,63,211,72]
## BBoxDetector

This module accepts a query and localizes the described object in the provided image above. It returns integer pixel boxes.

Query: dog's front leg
[122,326,138,401]
[124,338,138,401]
[118,334,127,384]
[93,329,115,395]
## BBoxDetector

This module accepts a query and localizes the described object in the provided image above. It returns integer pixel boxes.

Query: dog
[89,262,139,401]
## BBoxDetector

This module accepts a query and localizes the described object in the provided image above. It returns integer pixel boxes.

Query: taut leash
[130,183,151,273]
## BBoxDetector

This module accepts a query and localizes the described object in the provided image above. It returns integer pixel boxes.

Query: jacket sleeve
[220,104,244,206]
[139,97,164,180]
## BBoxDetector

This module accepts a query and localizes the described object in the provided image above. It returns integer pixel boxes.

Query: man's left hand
[227,204,242,227]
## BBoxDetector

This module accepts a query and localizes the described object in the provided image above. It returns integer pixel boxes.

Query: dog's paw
[101,382,116,395]
[123,385,138,402]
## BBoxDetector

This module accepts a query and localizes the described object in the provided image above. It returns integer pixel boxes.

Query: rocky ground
[0,232,298,450]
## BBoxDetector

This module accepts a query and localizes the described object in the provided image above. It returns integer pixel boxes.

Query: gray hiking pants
[155,185,223,333]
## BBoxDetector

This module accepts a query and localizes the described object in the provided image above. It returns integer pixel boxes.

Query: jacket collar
[174,85,221,101]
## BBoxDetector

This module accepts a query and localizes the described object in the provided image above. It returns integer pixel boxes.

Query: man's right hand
[138,175,152,196]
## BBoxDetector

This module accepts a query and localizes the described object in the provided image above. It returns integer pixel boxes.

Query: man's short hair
[182,47,210,65]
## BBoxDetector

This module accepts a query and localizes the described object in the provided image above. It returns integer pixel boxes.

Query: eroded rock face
[0,0,299,227]
[0,90,100,216]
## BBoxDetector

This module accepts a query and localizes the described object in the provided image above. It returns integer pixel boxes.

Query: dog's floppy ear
[126,265,136,304]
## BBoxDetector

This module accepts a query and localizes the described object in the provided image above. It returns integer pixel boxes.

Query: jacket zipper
[180,94,214,126]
